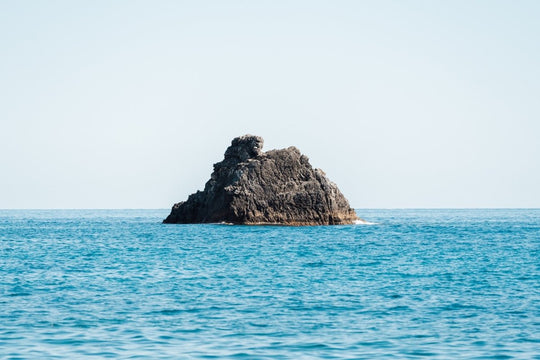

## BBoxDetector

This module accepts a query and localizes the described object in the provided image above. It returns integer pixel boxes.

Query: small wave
[354,219,377,225]
[304,260,325,268]
[155,309,184,316]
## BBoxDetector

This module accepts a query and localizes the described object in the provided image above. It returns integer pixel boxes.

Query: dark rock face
[164,135,359,225]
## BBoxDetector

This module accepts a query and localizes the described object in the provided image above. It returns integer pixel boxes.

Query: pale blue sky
[1,1,539,209]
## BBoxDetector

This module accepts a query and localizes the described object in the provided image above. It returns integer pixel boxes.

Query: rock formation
[164,135,360,225]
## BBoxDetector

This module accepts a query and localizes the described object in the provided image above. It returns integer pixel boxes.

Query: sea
[0,209,538,359]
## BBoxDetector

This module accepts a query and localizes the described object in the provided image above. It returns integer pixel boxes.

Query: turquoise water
[1,209,539,359]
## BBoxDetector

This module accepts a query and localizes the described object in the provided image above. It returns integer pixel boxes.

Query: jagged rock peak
[164,135,360,226]
[224,134,263,162]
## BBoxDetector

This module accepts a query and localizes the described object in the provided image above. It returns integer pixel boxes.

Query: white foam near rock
[354,219,377,225]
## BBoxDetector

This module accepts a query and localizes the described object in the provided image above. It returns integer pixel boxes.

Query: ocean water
[0,209,539,359]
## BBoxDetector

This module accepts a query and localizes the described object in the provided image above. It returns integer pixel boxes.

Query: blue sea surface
[0,209,539,359]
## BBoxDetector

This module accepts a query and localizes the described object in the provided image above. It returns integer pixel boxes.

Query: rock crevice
[164,135,359,225]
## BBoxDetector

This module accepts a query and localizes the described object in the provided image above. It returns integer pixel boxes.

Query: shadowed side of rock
[164,135,359,225]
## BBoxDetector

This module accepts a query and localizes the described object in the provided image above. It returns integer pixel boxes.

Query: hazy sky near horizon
[1,1,539,209]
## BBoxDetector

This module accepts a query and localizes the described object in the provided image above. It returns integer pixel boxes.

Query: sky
[1,0,539,209]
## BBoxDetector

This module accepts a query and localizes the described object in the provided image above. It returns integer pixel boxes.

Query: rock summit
[164,135,359,225]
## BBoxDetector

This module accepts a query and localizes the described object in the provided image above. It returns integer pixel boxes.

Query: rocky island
[164,135,360,225]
